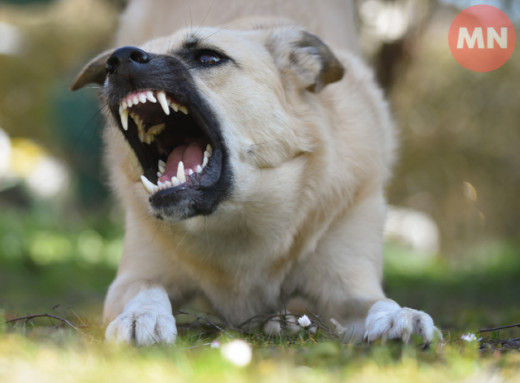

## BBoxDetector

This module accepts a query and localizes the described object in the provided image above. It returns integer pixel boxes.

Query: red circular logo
[448,5,516,72]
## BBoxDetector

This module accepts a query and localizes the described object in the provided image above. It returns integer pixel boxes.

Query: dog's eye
[195,50,223,66]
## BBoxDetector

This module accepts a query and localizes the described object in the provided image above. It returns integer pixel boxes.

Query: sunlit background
[0,0,519,329]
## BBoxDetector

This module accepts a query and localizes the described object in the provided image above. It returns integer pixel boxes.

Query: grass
[1,205,520,382]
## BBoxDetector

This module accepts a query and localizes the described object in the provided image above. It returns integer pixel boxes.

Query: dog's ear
[70,50,113,91]
[268,29,344,93]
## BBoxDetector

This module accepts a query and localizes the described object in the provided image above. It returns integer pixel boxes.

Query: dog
[72,13,439,346]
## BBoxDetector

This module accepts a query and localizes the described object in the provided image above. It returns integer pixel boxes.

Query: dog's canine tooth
[206,144,213,156]
[147,91,157,103]
[119,106,129,131]
[202,155,208,169]
[140,175,158,195]
[177,161,186,183]
[121,100,128,110]
[158,160,166,174]
[157,91,170,115]
[139,93,147,104]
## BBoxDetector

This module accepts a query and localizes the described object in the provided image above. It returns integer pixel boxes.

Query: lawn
[1,205,519,382]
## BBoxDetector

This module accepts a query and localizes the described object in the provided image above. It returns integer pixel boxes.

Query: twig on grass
[6,312,84,332]
[177,310,235,338]
[479,323,520,333]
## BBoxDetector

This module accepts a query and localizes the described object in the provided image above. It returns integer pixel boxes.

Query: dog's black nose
[106,46,151,75]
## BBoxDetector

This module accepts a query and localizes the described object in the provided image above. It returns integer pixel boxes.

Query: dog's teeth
[147,91,157,103]
[188,169,193,176]
[202,147,211,166]
[177,161,186,183]
[196,165,203,173]
[133,95,139,105]
[140,175,158,195]
[169,101,178,113]
[171,177,180,187]
[149,123,165,136]
[157,91,170,115]
[119,106,129,131]
[139,93,147,103]
[127,98,133,108]
[145,133,154,145]
[122,100,128,110]
[157,180,166,189]
[158,160,166,174]
[179,105,189,115]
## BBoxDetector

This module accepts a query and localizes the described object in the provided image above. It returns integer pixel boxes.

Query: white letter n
[487,27,508,48]
[457,27,484,49]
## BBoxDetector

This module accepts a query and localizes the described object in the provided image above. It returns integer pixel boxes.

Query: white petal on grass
[298,314,312,328]
[460,333,479,342]
[221,340,252,367]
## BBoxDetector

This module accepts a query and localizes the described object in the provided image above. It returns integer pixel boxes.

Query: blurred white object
[26,156,69,198]
[360,0,410,42]
[460,333,479,342]
[297,315,311,328]
[221,340,252,367]
[4,136,69,198]
[0,128,10,179]
[0,22,24,56]
[385,206,440,254]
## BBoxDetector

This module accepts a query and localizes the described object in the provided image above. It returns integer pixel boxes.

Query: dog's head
[72,23,344,221]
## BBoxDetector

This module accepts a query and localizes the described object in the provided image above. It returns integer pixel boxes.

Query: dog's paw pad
[106,311,177,346]
[364,300,440,344]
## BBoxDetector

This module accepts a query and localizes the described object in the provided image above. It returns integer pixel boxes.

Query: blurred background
[0,0,519,332]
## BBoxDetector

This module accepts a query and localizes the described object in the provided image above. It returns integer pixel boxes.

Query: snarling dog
[72,18,439,346]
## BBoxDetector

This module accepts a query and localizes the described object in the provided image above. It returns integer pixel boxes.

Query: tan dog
[72,16,439,346]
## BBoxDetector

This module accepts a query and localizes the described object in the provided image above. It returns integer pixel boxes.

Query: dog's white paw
[364,300,440,344]
[105,287,177,346]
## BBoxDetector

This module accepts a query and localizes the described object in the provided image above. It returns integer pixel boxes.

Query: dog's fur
[72,3,438,346]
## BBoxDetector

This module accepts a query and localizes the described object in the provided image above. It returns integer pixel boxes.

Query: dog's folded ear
[70,49,114,91]
[268,29,344,93]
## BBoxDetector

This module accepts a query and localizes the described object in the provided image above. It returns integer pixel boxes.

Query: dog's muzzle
[103,46,232,220]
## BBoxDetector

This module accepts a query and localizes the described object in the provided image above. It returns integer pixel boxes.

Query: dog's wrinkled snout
[106,46,151,75]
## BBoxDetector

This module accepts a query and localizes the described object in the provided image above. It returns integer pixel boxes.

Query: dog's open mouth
[116,89,221,197]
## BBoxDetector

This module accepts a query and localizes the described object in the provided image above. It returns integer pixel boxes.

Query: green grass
[1,206,520,382]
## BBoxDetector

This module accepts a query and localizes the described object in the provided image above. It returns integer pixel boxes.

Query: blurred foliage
[0,205,122,313]
[0,0,118,208]
[385,6,520,253]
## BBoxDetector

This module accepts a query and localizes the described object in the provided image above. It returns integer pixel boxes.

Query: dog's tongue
[159,141,204,182]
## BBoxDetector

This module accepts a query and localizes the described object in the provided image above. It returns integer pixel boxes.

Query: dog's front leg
[104,278,177,346]
[296,191,439,344]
